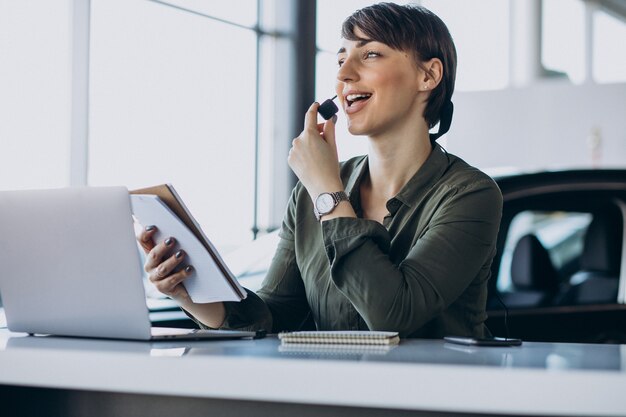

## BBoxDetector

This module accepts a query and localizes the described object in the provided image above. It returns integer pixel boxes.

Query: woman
[138,3,502,338]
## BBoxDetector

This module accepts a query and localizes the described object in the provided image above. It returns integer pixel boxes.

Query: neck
[365,120,433,200]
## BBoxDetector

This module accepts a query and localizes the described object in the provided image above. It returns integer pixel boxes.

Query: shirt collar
[344,144,450,211]
[345,155,369,198]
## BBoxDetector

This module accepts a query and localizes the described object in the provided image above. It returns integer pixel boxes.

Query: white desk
[1,328,625,417]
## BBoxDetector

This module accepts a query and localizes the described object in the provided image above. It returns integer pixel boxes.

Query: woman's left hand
[288,102,343,200]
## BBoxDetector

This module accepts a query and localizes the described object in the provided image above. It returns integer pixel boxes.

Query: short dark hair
[341,2,457,129]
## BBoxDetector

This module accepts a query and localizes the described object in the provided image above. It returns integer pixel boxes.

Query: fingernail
[165,237,174,246]
[185,265,194,273]
[331,115,338,124]
[175,250,184,259]
[145,225,155,232]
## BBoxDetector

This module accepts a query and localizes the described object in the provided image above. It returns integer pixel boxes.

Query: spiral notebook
[278,331,400,346]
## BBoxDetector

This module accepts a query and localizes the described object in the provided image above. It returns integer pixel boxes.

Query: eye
[364,50,381,60]
[337,58,345,67]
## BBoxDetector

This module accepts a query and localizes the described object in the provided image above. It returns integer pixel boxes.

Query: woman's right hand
[137,225,194,304]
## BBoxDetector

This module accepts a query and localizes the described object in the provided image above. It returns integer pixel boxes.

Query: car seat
[559,206,623,305]
[501,234,560,308]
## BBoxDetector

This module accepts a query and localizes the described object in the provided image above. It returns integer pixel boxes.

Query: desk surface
[1,329,625,416]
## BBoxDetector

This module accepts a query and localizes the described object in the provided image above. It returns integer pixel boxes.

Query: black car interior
[558,204,623,305]
[502,233,560,308]
[489,191,625,310]
[480,178,626,343]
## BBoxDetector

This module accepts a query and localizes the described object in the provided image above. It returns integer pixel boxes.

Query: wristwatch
[314,191,349,221]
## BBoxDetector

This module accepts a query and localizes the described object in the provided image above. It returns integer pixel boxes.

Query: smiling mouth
[346,93,372,107]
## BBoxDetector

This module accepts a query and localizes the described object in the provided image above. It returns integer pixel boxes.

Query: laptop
[0,186,260,341]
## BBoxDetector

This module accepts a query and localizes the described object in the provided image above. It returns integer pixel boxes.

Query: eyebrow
[337,38,374,55]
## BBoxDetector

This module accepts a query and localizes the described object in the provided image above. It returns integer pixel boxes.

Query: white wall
[446,82,626,171]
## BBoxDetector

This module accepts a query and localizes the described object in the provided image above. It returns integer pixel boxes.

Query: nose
[337,56,359,84]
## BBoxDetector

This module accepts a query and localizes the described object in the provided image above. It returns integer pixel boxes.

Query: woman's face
[335,28,426,137]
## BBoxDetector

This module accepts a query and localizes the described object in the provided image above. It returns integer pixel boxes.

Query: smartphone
[444,336,522,347]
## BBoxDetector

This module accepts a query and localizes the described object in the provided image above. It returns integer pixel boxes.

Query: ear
[418,58,443,91]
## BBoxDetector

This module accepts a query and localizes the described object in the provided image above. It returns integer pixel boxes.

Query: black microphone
[318,95,338,120]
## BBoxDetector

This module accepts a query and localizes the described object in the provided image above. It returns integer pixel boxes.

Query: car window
[497,210,592,292]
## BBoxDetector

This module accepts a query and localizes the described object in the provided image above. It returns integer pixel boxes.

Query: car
[485,169,626,343]
[149,169,626,343]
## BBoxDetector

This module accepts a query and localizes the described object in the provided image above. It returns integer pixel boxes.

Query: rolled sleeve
[321,179,502,337]
[322,217,390,263]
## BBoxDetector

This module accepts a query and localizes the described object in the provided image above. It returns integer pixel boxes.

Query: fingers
[144,236,176,272]
[289,102,341,194]
[304,102,321,131]
[152,249,185,280]
[315,115,337,149]
[139,229,195,301]
[323,115,338,149]
[148,248,195,295]
[137,225,157,253]
[152,265,195,295]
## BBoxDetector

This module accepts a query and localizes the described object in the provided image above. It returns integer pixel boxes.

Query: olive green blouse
[197,144,502,338]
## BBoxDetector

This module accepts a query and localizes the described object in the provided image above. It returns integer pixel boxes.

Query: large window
[543,0,626,84]
[0,1,72,190]
[593,8,626,83]
[542,0,586,83]
[89,0,261,251]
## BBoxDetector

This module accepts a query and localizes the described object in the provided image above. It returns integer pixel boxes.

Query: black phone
[444,336,522,347]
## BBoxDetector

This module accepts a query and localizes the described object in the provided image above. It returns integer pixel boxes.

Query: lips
[343,91,372,114]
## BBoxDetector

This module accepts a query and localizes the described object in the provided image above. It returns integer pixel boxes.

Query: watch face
[316,193,335,214]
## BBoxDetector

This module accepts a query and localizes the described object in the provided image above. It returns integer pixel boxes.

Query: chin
[347,124,363,136]
[347,122,383,138]
[346,119,371,136]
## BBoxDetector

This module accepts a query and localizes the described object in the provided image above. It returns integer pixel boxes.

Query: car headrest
[511,234,559,292]
[580,206,623,275]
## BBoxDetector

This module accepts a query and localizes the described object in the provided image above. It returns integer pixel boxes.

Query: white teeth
[346,93,372,102]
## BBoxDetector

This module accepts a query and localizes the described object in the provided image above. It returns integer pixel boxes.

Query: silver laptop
[0,186,258,341]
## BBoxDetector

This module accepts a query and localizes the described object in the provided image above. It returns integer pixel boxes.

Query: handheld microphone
[318,95,338,120]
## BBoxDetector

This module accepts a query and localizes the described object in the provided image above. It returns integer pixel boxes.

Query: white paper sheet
[131,194,242,303]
